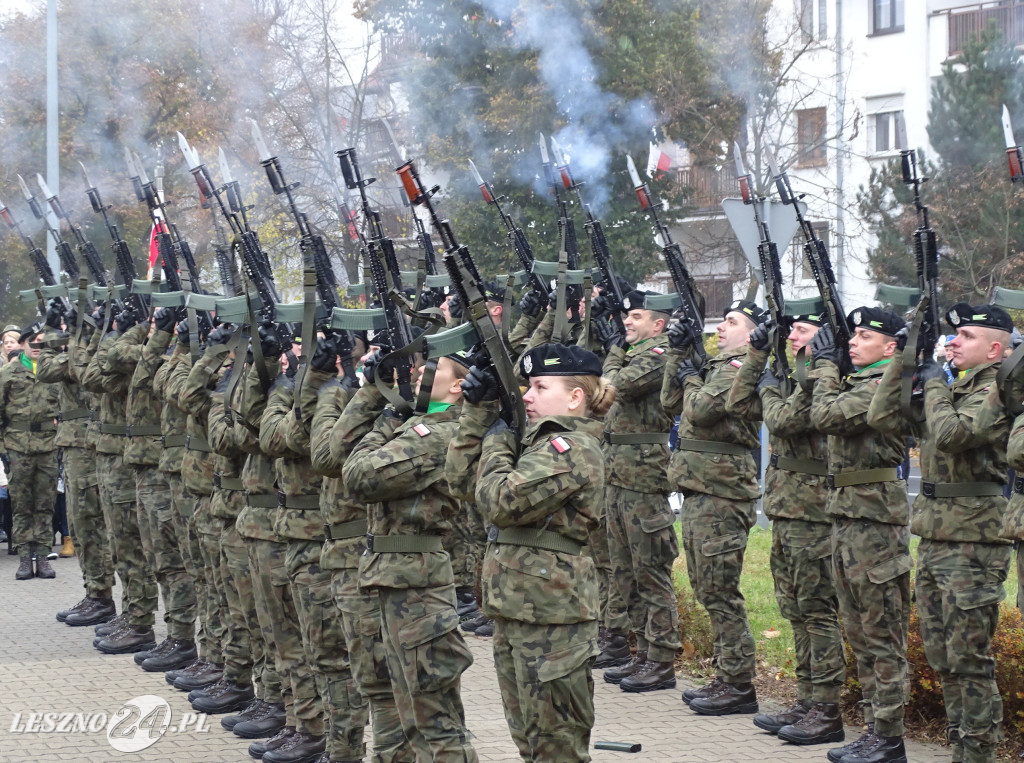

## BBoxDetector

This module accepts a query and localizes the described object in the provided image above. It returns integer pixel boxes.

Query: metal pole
[834,0,845,297]
[46,0,59,273]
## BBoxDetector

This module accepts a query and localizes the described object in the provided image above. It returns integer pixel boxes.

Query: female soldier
[453,342,614,762]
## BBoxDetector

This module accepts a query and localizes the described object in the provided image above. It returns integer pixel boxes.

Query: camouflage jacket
[345,404,461,589]
[507,311,544,358]
[663,346,760,501]
[602,334,673,494]
[259,373,324,542]
[208,367,246,521]
[446,400,494,504]
[1002,404,1024,541]
[871,356,1009,543]
[108,324,164,468]
[727,346,828,522]
[68,327,101,449]
[170,352,214,496]
[153,338,188,474]
[469,402,605,625]
[80,332,130,456]
[810,359,908,525]
[0,351,60,455]
[37,331,94,449]
[235,359,280,541]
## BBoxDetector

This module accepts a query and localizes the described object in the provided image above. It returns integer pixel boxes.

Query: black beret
[945,303,1014,333]
[18,322,42,343]
[482,281,506,303]
[847,306,904,337]
[622,289,670,315]
[789,312,824,327]
[724,299,767,326]
[520,342,602,378]
[443,350,473,371]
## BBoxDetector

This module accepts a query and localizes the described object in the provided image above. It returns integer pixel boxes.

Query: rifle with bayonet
[767,152,851,380]
[35,174,110,292]
[338,147,417,406]
[396,157,527,434]
[467,159,549,305]
[734,143,790,390]
[251,120,356,381]
[540,134,583,324]
[80,163,148,317]
[17,174,80,282]
[625,153,708,368]
[898,148,940,418]
[412,212,447,310]
[0,192,72,312]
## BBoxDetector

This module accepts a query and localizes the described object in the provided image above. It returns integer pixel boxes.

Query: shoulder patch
[651,347,665,354]
[413,423,431,437]
[729,359,743,368]
[550,436,571,453]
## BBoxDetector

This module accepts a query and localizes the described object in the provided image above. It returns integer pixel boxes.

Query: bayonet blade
[36,173,55,201]
[550,135,566,166]
[177,131,200,170]
[134,154,151,185]
[538,132,550,165]
[625,155,642,188]
[733,142,747,180]
[766,152,782,179]
[79,161,95,190]
[249,119,272,163]
[1003,104,1017,149]
[467,159,485,187]
[218,148,235,184]
[17,174,33,201]
[124,146,138,178]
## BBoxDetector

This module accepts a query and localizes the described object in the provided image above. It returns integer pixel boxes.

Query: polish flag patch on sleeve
[413,423,431,437]
[550,436,571,453]
[651,347,665,355]
[729,359,743,368]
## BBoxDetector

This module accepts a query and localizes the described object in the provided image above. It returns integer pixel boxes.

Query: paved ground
[0,551,952,762]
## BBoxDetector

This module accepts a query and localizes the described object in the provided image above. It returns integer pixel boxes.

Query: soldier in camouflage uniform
[343,352,478,762]
[309,337,414,762]
[726,312,846,744]
[39,314,115,623]
[593,290,678,693]
[870,303,1012,763]
[1000,382,1024,627]
[663,300,764,715]
[453,343,612,762]
[81,314,158,652]
[809,307,911,763]
[0,324,61,580]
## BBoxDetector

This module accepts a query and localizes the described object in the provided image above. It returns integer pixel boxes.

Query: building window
[872,0,904,34]
[796,107,827,167]
[697,277,736,322]
[870,111,906,153]
[792,222,830,281]
[799,0,827,43]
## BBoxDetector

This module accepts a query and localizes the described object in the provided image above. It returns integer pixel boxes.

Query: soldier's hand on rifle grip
[153,307,179,334]
[44,298,65,330]
[749,320,773,352]
[257,322,286,360]
[894,325,910,352]
[311,335,340,373]
[757,366,781,392]
[460,364,500,405]
[914,359,946,386]
[667,316,696,351]
[362,349,393,385]
[519,290,545,318]
[809,325,839,365]
[447,295,464,322]
[674,359,701,385]
[115,308,139,333]
[64,307,77,331]
[592,315,623,352]
[206,324,236,349]
[175,319,191,345]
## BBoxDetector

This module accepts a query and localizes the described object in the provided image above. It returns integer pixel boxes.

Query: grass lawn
[673,522,1021,678]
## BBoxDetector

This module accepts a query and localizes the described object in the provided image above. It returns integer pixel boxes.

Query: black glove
[748,320,773,352]
[340,373,360,393]
[591,315,624,352]
[362,349,394,386]
[44,299,64,330]
[64,307,77,330]
[674,359,700,385]
[380,405,409,424]
[90,305,106,327]
[175,319,191,344]
[0,453,9,476]
[310,335,340,372]
[460,364,500,405]
[153,307,179,333]
[915,359,946,386]
[589,293,610,319]
[809,325,840,365]
[518,290,545,318]
[668,317,697,351]
[257,322,286,359]
[447,296,464,321]
[894,324,910,351]
[205,324,235,348]
[757,366,781,392]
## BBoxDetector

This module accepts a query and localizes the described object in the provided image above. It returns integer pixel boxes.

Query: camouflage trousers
[8,449,58,555]
[605,485,680,662]
[377,583,478,762]
[771,519,845,702]
[492,618,598,763]
[917,539,1010,763]
[287,540,367,759]
[1017,543,1023,616]
[97,451,156,628]
[832,517,911,737]
[64,447,112,598]
[192,494,225,666]
[168,474,207,658]
[217,515,255,684]
[680,492,756,683]
[136,467,195,640]
[333,559,413,762]
[246,536,298,726]
[589,520,611,631]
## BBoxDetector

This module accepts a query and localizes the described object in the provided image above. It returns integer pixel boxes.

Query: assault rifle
[734,143,789,388]
[338,147,417,406]
[0,192,72,312]
[767,152,851,379]
[17,174,79,281]
[467,159,549,303]
[251,120,356,381]
[540,134,583,323]
[412,212,447,309]
[79,163,148,317]
[396,158,526,434]
[625,154,707,368]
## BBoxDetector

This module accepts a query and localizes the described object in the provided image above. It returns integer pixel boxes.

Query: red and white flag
[646,142,672,179]
[147,220,167,280]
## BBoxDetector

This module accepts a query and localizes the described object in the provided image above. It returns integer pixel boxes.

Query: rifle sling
[794,347,813,392]
[997,341,1024,418]
[292,265,318,420]
[579,273,593,349]
[182,272,200,363]
[501,272,515,346]
[552,238,570,343]
[244,280,272,395]
[900,296,928,422]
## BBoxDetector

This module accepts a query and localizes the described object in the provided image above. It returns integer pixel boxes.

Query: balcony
[942,1,1024,57]
[670,166,742,214]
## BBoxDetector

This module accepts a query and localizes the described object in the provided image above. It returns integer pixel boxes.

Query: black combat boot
[249,726,296,760]
[65,597,116,627]
[234,702,287,739]
[460,612,489,633]
[473,618,494,637]
[143,638,197,672]
[753,698,812,734]
[840,732,907,763]
[34,555,56,579]
[15,554,34,580]
[166,657,204,686]
[189,677,228,703]
[95,612,127,637]
[603,650,646,685]
[222,698,263,732]
[135,637,173,665]
[175,661,223,692]
[827,724,873,763]
[682,676,723,706]
[619,659,676,692]
[688,681,758,715]
[455,587,479,618]
[57,597,90,622]
[777,701,845,745]
[593,632,630,669]
[191,679,255,714]
[96,625,156,654]
[262,730,326,763]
